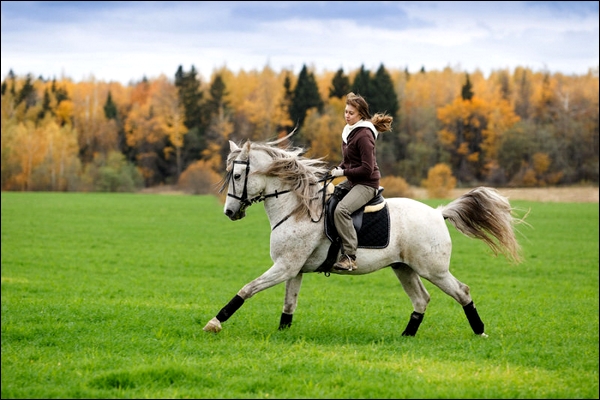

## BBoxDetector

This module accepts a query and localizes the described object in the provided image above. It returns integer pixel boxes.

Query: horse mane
[223,138,331,221]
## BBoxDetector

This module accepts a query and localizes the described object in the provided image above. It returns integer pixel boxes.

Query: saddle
[317,185,391,274]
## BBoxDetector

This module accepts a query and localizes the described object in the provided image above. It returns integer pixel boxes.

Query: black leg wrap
[402,311,424,336]
[216,294,245,323]
[463,301,485,335]
[279,312,293,330]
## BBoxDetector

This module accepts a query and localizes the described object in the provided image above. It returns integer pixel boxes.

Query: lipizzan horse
[203,138,524,337]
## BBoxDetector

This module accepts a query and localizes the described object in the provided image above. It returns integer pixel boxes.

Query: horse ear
[229,140,239,152]
[240,141,251,158]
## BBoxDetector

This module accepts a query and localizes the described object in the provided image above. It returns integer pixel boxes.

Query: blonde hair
[346,92,393,133]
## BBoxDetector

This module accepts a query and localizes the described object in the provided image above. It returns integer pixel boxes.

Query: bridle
[227,159,291,214]
[226,158,334,230]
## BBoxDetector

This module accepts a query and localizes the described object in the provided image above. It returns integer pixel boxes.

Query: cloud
[1,1,598,85]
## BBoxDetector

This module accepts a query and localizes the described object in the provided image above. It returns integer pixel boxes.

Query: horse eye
[234,173,241,180]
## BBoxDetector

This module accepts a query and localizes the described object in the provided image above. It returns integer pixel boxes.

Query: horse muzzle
[225,206,246,221]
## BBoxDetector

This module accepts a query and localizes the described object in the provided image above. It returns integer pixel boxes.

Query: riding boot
[333,254,357,271]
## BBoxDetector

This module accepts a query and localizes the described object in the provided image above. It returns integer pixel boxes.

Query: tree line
[1,63,598,193]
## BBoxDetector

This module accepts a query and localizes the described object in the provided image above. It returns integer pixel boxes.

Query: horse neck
[261,175,304,227]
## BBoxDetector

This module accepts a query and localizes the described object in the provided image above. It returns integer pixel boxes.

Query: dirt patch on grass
[411,186,598,203]
[141,184,598,203]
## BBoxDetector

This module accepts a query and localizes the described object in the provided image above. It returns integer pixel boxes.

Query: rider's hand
[331,167,344,177]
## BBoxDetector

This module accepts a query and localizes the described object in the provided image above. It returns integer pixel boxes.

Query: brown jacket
[338,126,380,189]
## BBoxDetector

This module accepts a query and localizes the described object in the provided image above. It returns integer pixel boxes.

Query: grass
[1,191,598,398]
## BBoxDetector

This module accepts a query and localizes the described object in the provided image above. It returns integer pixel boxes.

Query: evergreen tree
[174,65,204,130]
[103,90,118,120]
[55,85,69,105]
[204,73,233,167]
[276,73,295,134]
[351,65,371,97]
[289,65,323,131]
[329,68,350,98]
[38,88,52,120]
[174,65,206,166]
[370,64,399,118]
[204,74,229,118]
[370,65,402,177]
[461,73,474,101]
[16,74,36,109]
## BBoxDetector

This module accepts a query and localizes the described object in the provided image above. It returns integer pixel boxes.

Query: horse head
[223,140,268,221]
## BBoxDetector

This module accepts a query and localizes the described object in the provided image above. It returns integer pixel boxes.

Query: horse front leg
[203,261,302,333]
[279,273,303,330]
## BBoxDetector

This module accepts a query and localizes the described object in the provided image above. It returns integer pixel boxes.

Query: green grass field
[1,191,598,399]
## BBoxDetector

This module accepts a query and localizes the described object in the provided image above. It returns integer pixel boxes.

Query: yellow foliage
[303,98,345,161]
[55,100,74,126]
[379,175,414,198]
[521,168,538,187]
[2,63,598,192]
[178,159,222,195]
[457,142,469,156]
[532,152,550,175]
[467,151,480,163]
[437,93,519,170]
[421,163,456,199]
[10,121,47,190]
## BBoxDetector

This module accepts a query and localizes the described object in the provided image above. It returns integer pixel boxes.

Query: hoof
[203,317,222,333]
[479,333,489,338]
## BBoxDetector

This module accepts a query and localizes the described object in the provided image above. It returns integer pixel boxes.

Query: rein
[227,158,334,231]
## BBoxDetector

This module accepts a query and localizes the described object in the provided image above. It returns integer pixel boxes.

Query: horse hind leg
[391,263,430,336]
[427,270,487,337]
[279,273,303,330]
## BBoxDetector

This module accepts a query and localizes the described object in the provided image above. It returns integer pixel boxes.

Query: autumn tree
[152,76,188,178]
[124,76,176,185]
[302,96,345,163]
[437,78,520,184]
[2,63,598,193]
[513,67,532,119]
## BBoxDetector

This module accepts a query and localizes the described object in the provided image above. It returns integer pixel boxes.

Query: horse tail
[438,187,527,264]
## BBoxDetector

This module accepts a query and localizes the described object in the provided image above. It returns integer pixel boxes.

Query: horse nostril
[225,209,233,217]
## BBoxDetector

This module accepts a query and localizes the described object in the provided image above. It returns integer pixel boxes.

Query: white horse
[203,138,524,337]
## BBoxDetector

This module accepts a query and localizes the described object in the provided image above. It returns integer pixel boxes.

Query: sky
[1,1,598,85]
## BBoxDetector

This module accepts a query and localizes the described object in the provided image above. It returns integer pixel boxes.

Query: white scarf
[341,120,378,144]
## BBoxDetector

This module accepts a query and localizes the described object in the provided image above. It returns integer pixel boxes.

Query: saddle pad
[357,204,390,248]
[325,203,390,249]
